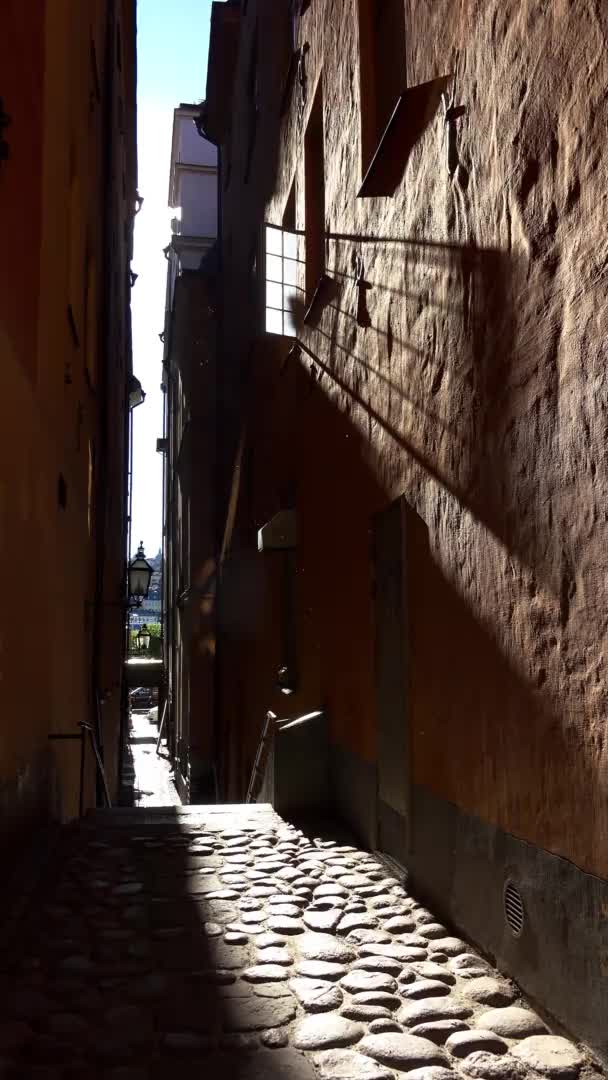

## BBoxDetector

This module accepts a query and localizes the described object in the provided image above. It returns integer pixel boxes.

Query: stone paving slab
[121,712,181,810]
[0,806,603,1080]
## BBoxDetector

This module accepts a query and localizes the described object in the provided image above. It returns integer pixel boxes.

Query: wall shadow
[310,233,560,594]
[1,809,317,1075]
[216,307,607,873]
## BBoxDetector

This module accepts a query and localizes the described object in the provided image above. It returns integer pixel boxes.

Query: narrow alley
[119,711,180,810]
[0,803,598,1080]
[3,1,608,1076]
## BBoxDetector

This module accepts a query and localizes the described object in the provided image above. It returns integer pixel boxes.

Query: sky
[129,0,217,559]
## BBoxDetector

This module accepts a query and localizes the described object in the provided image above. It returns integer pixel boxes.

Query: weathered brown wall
[0,0,136,855]
[165,272,219,800]
[266,0,608,877]
[216,0,608,880]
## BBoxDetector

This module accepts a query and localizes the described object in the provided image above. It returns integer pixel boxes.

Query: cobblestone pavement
[0,805,602,1080]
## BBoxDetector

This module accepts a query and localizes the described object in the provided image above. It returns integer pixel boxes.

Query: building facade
[200,0,608,1061]
[0,0,137,859]
[161,109,219,803]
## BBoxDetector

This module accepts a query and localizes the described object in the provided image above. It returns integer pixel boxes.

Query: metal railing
[48,719,112,814]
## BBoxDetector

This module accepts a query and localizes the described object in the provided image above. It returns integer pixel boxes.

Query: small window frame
[263,224,305,339]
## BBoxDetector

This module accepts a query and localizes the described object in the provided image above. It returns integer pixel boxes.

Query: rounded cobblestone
[353,956,402,976]
[352,992,401,1011]
[476,1008,547,1039]
[383,916,416,934]
[446,1030,508,1057]
[428,938,467,957]
[313,1048,395,1079]
[268,916,305,935]
[224,931,248,944]
[295,960,347,981]
[410,1020,471,1045]
[369,1019,403,1034]
[298,933,356,964]
[410,963,456,986]
[399,1001,474,1027]
[342,1003,393,1021]
[341,972,398,995]
[303,907,341,933]
[463,978,517,1007]
[348,930,392,945]
[510,1037,585,1077]
[407,1068,459,1080]
[6,810,594,1080]
[450,955,494,980]
[315,884,349,899]
[293,1014,364,1051]
[289,977,344,1012]
[461,1051,529,1079]
[359,1033,447,1069]
[361,943,426,963]
[255,946,293,966]
[402,980,452,999]
[242,965,289,982]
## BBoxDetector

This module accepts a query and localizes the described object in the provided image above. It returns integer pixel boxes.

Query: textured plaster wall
[218,1,608,876]
[0,0,135,852]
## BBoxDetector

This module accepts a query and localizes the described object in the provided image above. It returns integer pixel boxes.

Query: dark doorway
[372,495,410,864]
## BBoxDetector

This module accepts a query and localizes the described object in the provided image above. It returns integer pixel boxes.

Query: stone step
[83,802,279,830]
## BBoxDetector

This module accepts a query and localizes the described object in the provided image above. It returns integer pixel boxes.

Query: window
[304,81,325,302]
[358,0,407,175]
[264,225,305,337]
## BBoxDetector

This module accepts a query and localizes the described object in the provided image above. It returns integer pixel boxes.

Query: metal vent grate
[504,880,525,936]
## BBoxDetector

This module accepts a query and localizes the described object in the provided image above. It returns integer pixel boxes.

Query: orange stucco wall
[0,0,136,852]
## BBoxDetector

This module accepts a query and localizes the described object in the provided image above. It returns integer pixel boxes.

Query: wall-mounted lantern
[128,542,153,608]
[137,623,151,652]
[128,374,146,409]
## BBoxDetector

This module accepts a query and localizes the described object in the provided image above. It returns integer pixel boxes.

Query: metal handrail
[48,719,112,812]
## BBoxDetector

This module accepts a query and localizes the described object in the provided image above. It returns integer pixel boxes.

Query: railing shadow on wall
[314,233,547,579]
